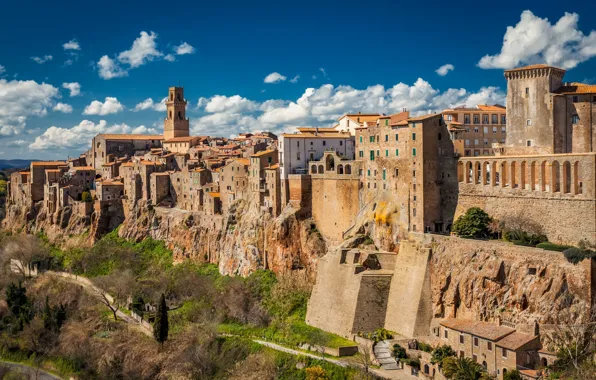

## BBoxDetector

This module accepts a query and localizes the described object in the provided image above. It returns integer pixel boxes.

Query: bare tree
[545,302,596,371]
[1,235,49,279]
[93,270,136,321]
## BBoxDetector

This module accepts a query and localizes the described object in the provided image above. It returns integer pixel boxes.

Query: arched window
[530,161,537,190]
[318,164,324,173]
[169,111,172,119]
[177,93,181,101]
[326,155,335,171]
[511,161,517,188]
[457,161,464,182]
[178,111,182,120]
[574,161,582,194]
[311,165,317,174]
[521,161,527,189]
[475,162,481,184]
[466,162,473,183]
[345,165,352,175]
[170,93,173,101]
[551,161,560,192]
[423,364,429,374]
[337,164,344,174]
[563,161,571,193]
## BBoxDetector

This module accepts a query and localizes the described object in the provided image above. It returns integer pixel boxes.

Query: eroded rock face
[429,236,593,326]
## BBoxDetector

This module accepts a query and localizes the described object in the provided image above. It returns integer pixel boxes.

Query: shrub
[81,191,92,202]
[503,369,522,380]
[505,231,547,246]
[401,358,420,369]
[431,344,456,366]
[452,208,491,238]
[359,328,393,343]
[563,247,596,264]
[536,242,573,252]
[392,344,407,359]
[418,341,433,353]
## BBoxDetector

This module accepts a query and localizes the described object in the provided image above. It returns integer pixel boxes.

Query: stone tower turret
[503,64,566,155]
[164,87,190,140]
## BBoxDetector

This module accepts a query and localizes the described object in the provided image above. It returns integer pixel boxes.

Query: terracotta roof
[102,162,117,166]
[31,161,67,166]
[233,158,250,166]
[505,64,564,72]
[391,120,409,126]
[518,369,541,379]
[164,136,199,143]
[251,149,276,157]
[97,134,164,140]
[266,164,280,170]
[296,127,340,133]
[477,104,506,111]
[120,162,134,167]
[71,166,94,170]
[408,113,441,122]
[46,169,61,173]
[496,332,539,350]
[99,180,123,186]
[440,319,515,341]
[153,172,170,176]
[339,113,381,123]
[555,83,596,94]
[207,192,220,197]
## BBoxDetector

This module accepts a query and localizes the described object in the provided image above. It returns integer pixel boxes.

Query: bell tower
[164,86,190,140]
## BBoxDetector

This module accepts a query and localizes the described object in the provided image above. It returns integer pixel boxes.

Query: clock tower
[164,87,190,140]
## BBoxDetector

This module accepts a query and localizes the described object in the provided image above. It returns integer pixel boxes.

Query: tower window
[527,140,531,147]
[178,111,182,119]
[572,115,579,124]
[169,111,172,119]
[572,96,578,103]
[526,119,532,126]
[177,94,181,101]
[525,87,529,95]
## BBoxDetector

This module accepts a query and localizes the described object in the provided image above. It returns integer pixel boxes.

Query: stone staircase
[374,340,399,370]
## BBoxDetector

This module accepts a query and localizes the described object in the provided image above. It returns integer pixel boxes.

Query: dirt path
[0,361,62,380]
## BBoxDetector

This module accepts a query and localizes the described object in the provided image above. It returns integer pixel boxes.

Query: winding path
[0,361,62,380]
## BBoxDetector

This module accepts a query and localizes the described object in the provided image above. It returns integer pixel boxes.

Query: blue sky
[1,0,596,159]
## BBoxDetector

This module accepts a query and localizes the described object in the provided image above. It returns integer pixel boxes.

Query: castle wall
[311,176,360,242]
[384,240,433,338]
[352,273,392,334]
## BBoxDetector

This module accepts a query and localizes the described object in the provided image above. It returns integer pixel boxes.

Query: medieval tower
[164,86,190,140]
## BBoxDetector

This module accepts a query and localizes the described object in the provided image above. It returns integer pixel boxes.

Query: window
[484,139,488,145]
[474,139,479,145]
[593,96,596,102]
[474,337,479,347]
[370,136,374,143]
[383,169,386,180]
[483,127,488,134]
[465,139,470,146]
[395,168,399,177]
[474,127,479,133]
[367,169,371,177]
[573,95,579,103]
[464,114,470,124]
[493,127,497,133]
[527,140,532,147]
[323,141,326,146]
[465,127,470,132]
[412,133,416,141]
[359,151,364,158]
[412,170,416,177]
[376,135,379,142]
[501,126,506,133]
[376,150,380,157]
[340,141,343,146]
[297,152,301,160]
[385,150,389,157]
[359,136,363,143]
[502,348,508,358]
[487,342,492,351]
[526,119,532,126]
[413,208,416,217]
[483,115,489,124]
[474,115,480,124]
[525,87,529,95]
[370,151,375,161]
[412,148,417,156]
[572,115,579,124]
[411,122,416,128]
[385,135,389,142]
[501,115,506,124]
[473,354,477,362]
[395,133,399,141]
[492,114,498,124]
[297,141,300,147]
[460,335,464,344]
[446,114,453,121]
[385,119,389,126]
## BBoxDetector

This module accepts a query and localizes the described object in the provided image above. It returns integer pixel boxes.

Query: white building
[334,113,381,135]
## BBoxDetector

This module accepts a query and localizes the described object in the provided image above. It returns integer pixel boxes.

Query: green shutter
[360,136,363,143]
[385,150,388,157]
[383,169,386,180]
[370,151,375,160]
[412,133,416,141]
[367,169,371,177]
[396,133,398,141]
[396,149,399,156]
[412,148,417,156]
[385,119,388,126]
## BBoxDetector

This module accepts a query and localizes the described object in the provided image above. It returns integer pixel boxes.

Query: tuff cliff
[2,199,327,278]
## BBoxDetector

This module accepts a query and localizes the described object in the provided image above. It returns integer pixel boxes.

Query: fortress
[3,65,596,379]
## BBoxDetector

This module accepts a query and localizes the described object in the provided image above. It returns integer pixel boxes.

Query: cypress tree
[153,293,169,346]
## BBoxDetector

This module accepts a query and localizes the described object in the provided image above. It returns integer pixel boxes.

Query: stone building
[163,136,202,154]
[8,171,31,207]
[150,172,171,205]
[279,129,355,206]
[88,134,163,169]
[220,158,249,212]
[335,113,382,135]
[263,164,281,216]
[163,87,190,141]
[204,192,222,215]
[96,180,124,202]
[355,112,459,234]
[442,104,506,156]
[248,149,278,210]
[438,319,542,380]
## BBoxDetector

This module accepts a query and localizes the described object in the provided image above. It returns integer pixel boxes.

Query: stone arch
[520,161,527,189]
[311,165,317,174]
[466,161,473,183]
[326,155,335,171]
[511,161,517,188]
[574,161,581,194]
[530,161,537,191]
[337,164,344,174]
[318,164,324,173]
[541,358,548,367]
[423,364,429,374]
[457,161,464,182]
[541,161,548,191]
[563,161,571,193]
[500,161,508,187]
[483,161,490,185]
[345,164,352,175]
[551,160,560,192]
[491,161,498,186]
[475,162,482,184]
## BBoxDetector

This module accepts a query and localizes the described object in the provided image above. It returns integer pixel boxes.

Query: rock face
[430,236,594,328]
[3,198,328,278]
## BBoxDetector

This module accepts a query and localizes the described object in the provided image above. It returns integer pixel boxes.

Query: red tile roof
[440,318,515,341]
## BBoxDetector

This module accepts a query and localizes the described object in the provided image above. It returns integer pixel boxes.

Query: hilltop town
[3,64,596,379]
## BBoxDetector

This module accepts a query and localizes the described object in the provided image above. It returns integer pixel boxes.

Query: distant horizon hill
[0,159,40,170]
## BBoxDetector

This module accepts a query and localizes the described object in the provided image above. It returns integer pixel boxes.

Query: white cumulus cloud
[164,54,176,62]
[31,55,53,64]
[175,42,195,55]
[53,103,73,113]
[118,31,162,68]
[29,120,160,150]
[198,95,258,113]
[83,97,125,115]
[290,75,300,83]
[264,72,287,83]
[134,97,167,112]
[436,64,455,76]
[0,79,60,137]
[97,56,128,79]
[478,10,596,70]
[63,39,81,51]
[62,82,81,97]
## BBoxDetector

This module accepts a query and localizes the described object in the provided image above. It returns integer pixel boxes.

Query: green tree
[81,190,92,202]
[452,207,492,238]
[153,293,169,346]
[503,369,522,380]
[431,344,456,366]
[6,282,31,331]
[442,357,490,380]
